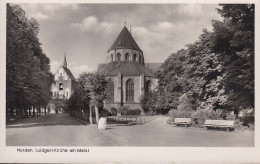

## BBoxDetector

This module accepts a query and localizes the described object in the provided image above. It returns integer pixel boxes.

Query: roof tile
[109,26,142,51]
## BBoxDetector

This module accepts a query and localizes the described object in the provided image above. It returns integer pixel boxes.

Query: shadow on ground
[6,114,82,128]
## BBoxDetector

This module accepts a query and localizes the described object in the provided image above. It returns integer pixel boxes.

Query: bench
[203,120,234,132]
[172,118,192,127]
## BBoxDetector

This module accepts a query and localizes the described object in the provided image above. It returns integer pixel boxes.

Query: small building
[49,55,77,113]
[97,26,161,114]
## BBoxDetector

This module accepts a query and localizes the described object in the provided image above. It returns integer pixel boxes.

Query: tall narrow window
[116,53,121,61]
[107,79,114,102]
[126,79,134,102]
[133,54,137,61]
[125,53,130,61]
[145,80,152,93]
[139,56,142,63]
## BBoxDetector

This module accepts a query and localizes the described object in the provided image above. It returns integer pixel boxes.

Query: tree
[80,73,108,124]
[185,29,226,112]
[67,83,90,122]
[213,4,254,117]
[156,49,189,113]
[156,4,254,119]
[6,4,54,119]
[140,91,158,114]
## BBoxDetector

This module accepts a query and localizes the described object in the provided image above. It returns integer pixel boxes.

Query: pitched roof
[97,61,155,77]
[109,26,142,51]
[62,66,76,81]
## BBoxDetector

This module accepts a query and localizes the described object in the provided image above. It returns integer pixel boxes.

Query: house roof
[109,26,142,52]
[97,61,156,77]
[62,66,76,81]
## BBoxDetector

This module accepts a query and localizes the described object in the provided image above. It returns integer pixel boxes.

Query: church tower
[107,26,145,65]
[97,26,161,115]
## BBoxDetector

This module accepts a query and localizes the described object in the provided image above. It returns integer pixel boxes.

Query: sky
[19,3,222,78]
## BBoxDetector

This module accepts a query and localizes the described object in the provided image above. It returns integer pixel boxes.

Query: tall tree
[156,49,189,113]
[214,4,254,116]
[80,73,108,124]
[156,4,254,118]
[6,4,54,118]
[68,83,90,122]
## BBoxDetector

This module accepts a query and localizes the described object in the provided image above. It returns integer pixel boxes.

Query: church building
[97,26,161,114]
[49,55,77,113]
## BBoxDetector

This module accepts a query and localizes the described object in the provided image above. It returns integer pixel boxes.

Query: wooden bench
[173,118,192,127]
[203,120,234,132]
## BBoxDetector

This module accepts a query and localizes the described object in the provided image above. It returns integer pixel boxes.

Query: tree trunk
[89,105,93,124]
[33,106,35,117]
[10,108,14,117]
[95,105,99,125]
[24,109,28,117]
[37,106,40,116]
[20,108,24,119]
[234,109,239,120]
[29,107,31,116]
[44,106,47,115]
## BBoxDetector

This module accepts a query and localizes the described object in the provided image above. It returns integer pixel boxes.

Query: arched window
[111,54,114,62]
[125,53,130,61]
[116,53,121,61]
[107,80,114,102]
[59,83,63,90]
[139,56,142,63]
[126,79,134,102]
[133,54,137,61]
[145,80,152,93]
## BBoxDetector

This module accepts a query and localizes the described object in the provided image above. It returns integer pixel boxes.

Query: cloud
[19,4,222,77]
[176,4,204,18]
[50,61,94,78]
[50,61,61,73]
[43,4,61,13]
[70,16,113,33]
[32,12,49,20]
[43,4,80,13]
[61,4,80,10]
[19,4,81,20]
[71,65,96,77]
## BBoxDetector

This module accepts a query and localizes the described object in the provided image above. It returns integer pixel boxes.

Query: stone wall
[104,74,157,115]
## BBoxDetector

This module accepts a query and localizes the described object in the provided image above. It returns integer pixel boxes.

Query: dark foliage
[6,4,54,118]
[157,4,254,125]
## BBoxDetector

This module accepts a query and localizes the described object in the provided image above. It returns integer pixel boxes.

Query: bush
[168,109,194,122]
[120,106,141,115]
[120,106,129,115]
[191,109,223,126]
[99,109,111,117]
[127,109,141,115]
[239,108,254,127]
[140,91,158,113]
[110,108,117,116]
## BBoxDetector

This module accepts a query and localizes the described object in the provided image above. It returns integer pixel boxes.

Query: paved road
[6,113,254,146]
